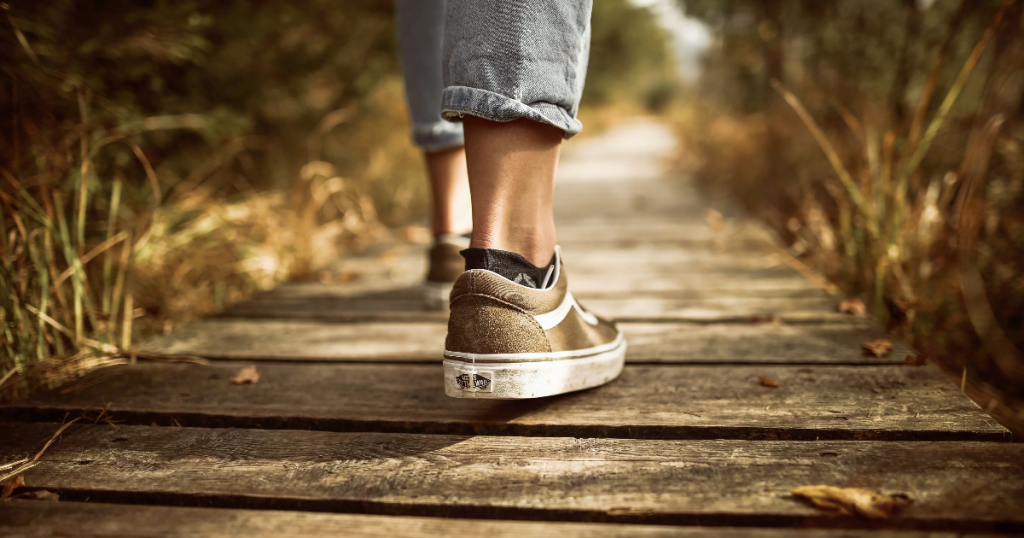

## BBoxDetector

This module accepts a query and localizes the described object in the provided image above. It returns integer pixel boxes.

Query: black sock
[461,248,556,289]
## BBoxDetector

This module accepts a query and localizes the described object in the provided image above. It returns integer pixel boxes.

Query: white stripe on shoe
[533,291,599,330]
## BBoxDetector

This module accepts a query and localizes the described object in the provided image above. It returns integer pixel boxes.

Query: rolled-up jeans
[396,0,591,151]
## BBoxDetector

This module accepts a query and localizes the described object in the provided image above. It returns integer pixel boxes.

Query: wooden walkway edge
[2,120,1018,536]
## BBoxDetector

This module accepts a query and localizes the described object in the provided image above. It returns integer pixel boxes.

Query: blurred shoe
[443,246,625,399]
[424,233,471,311]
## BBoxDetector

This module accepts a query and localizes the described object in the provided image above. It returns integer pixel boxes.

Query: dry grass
[0,75,424,402]
[673,7,1024,432]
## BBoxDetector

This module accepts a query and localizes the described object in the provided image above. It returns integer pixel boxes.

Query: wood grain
[3,423,1022,531]
[4,363,1006,440]
[139,319,910,364]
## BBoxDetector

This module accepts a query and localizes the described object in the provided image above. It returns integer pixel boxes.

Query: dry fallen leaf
[748,313,779,324]
[705,208,724,231]
[837,299,866,315]
[904,354,927,366]
[16,490,59,501]
[1,475,25,499]
[758,375,780,388]
[230,366,260,385]
[862,339,894,357]
[398,225,432,243]
[791,485,912,519]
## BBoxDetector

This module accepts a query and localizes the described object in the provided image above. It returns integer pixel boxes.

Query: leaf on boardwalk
[904,354,928,366]
[318,271,359,284]
[748,313,779,324]
[230,366,260,385]
[704,208,724,231]
[1,475,25,499]
[18,490,59,501]
[791,485,912,519]
[398,225,432,243]
[862,339,893,357]
[837,299,866,315]
[757,375,780,388]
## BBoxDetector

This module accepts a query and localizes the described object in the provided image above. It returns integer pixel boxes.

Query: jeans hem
[412,124,465,152]
[441,86,582,139]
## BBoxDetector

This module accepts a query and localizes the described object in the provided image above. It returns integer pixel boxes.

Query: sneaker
[443,246,625,399]
[424,233,470,311]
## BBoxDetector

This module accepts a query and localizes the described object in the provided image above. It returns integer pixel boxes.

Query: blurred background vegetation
[0,0,673,398]
[675,0,1024,429]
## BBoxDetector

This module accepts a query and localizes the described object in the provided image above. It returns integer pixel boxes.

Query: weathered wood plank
[4,364,1005,440]
[583,297,850,322]
[3,424,1022,531]
[555,180,705,220]
[556,218,775,243]
[5,501,985,538]
[140,319,911,364]
[222,296,850,323]
[251,267,821,299]
[624,323,913,364]
[561,247,780,271]
[225,283,844,323]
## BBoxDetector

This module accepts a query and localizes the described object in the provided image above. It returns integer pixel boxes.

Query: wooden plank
[4,501,983,538]
[564,271,819,294]
[555,180,704,220]
[561,247,780,271]
[4,363,1006,440]
[556,218,775,243]
[624,322,913,364]
[139,319,911,364]
[221,294,845,323]
[266,266,819,298]
[3,423,1022,532]
[583,297,851,322]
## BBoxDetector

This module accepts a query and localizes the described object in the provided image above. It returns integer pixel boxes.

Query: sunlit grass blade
[895,6,1004,197]
[102,179,122,315]
[770,79,876,236]
[29,234,50,363]
[53,192,82,344]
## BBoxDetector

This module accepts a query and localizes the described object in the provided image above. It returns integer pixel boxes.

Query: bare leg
[463,117,561,267]
[425,146,473,236]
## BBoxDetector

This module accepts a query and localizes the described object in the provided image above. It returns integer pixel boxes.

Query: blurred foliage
[676,0,1024,428]
[586,0,677,110]
[0,0,671,397]
[0,0,408,398]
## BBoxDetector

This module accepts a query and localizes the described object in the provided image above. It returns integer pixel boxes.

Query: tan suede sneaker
[424,234,470,311]
[443,247,625,399]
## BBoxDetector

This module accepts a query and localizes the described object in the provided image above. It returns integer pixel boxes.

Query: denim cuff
[441,86,583,139]
[412,122,465,152]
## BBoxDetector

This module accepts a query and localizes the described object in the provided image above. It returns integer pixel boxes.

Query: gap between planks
[9,501,998,538]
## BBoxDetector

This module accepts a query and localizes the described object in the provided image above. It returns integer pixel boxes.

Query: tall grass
[0,75,419,401]
[675,1,1024,429]
[1,152,134,396]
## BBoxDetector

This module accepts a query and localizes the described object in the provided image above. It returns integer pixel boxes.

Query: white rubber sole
[423,282,454,312]
[443,336,626,399]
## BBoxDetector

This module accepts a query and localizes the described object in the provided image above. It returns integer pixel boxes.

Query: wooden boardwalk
[2,119,1021,536]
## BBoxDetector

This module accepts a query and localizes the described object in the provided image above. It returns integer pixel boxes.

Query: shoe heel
[423,281,453,312]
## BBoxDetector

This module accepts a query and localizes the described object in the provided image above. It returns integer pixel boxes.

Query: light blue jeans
[395,0,592,152]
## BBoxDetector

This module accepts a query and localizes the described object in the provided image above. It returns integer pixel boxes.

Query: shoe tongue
[461,248,556,289]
